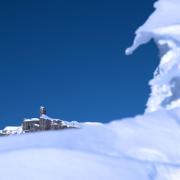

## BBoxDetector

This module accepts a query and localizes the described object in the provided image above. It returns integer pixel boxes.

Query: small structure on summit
[0,106,79,136]
[39,106,52,131]
[22,106,79,133]
[40,106,47,116]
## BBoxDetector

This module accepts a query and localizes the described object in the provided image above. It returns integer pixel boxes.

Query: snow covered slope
[1,0,180,180]
[0,108,180,180]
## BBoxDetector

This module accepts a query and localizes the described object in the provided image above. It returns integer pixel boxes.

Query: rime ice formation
[126,0,180,113]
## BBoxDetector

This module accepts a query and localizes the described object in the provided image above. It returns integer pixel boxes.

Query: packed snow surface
[1,108,180,180]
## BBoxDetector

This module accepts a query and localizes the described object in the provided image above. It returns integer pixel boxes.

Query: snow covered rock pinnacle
[126,0,180,113]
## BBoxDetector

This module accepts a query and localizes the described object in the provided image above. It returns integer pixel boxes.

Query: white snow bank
[3,126,21,131]
[126,0,180,113]
[2,126,22,135]
[0,108,180,180]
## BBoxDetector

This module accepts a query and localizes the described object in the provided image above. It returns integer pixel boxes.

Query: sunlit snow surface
[1,109,180,180]
[1,0,180,179]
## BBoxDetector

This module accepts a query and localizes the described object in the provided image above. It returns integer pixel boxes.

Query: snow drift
[1,109,180,180]
[1,0,180,180]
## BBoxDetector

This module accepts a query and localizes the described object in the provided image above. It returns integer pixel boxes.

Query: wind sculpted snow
[126,0,180,113]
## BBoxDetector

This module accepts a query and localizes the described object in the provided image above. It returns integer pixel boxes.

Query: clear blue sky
[0,0,158,128]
